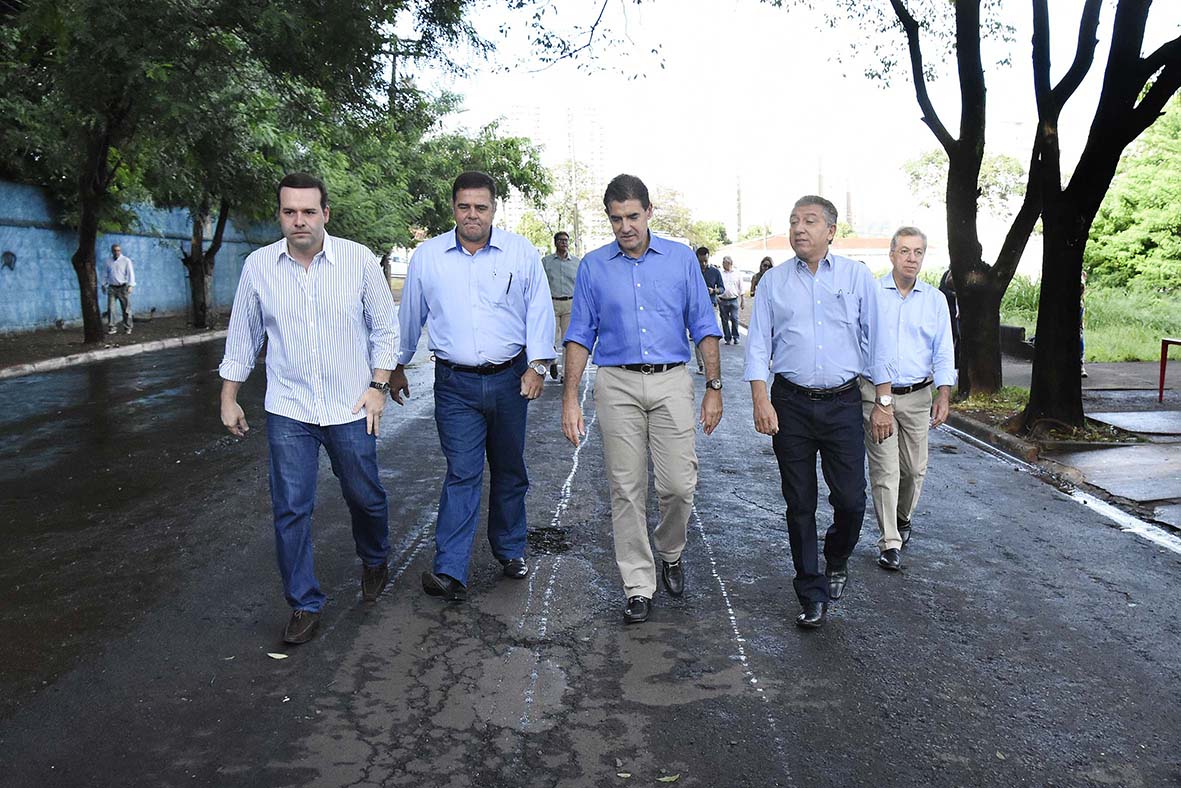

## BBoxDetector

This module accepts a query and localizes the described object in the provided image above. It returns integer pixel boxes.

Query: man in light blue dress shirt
[219,173,399,645]
[562,174,722,624]
[392,171,555,602]
[744,195,896,629]
[860,227,955,572]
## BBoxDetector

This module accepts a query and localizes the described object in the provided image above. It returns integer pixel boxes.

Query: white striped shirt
[219,233,398,426]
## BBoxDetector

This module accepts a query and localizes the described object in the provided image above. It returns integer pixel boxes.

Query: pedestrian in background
[718,255,743,345]
[542,230,580,381]
[103,244,136,334]
[392,171,555,603]
[219,172,399,645]
[860,227,954,572]
[750,256,774,297]
[562,174,722,624]
[744,195,895,630]
[694,246,723,373]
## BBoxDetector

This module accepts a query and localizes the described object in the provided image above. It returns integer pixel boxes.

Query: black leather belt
[892,379,933,395]
[434,351,523,375]
[615,362,686,375]
[552,296,572,301]
[776,376,858,400]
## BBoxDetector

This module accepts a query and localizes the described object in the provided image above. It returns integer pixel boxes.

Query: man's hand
[870,404,895,443]
[700,388,723,435]
[753,396,778,436]
[562,394,585,447]
[931,388,951,428]
[353,387,387,435]
[520,368,544,400]
[389,366,410,405]
[221,399,249,437]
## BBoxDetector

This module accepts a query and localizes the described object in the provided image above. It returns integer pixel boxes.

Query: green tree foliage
[690,220,731,251]
[739,224,773,241]
[1085,95,1181,293]
[904,148,1027,216]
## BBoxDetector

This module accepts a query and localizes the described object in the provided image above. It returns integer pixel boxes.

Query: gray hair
[722,256,733,265]
[889,226,928,253]
[792,195,838,226]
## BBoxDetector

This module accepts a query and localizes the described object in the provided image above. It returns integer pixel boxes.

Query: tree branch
[1050,0,1102,108]
[529,0,611,73]
[1031,0,1053,117]
[207,198,231,261]
[994,135,1044,283]
[889,0,955,151]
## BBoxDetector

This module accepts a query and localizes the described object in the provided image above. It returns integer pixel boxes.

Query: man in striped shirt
[219,172,399,645]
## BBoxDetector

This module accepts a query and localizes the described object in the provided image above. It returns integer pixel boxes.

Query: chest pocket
[834,291,860,326]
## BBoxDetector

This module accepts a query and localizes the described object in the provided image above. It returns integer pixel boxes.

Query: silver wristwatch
[875,394,894,408]
[529,362,548,377]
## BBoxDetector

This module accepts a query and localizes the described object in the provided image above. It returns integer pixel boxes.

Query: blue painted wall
[0,180,275,333]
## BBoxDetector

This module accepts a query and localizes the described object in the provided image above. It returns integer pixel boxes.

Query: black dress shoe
[878,548,902,571]
[283,609,321,644]
[795,602,826,629]
[661,559,685,597]
[421,571,467,602]
[501,557,529,579]
[826,567,848,601]
[898,520,912,548]
[623,596,651,624]
[361,560,390,602]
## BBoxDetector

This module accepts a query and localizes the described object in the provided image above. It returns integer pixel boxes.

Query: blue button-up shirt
[744,253,895,386]
[219,233,399,426]
[398,227,555,367]
[564,233,721,366]
[866,272,957,388]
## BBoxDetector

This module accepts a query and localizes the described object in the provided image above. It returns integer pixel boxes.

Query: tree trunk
[182,199,229,329]
[71,189,105,344]
[954,279,1004,395]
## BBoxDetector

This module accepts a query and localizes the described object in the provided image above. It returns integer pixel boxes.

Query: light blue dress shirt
[397,227,555,367]
[541,253,580,298]
[219,233,399,426]
[743,253,895,386]
[564,233,721,366]
[866,272,957,388]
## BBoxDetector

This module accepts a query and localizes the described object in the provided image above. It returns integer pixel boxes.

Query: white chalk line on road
[940,423,1181,557]
[691,505,792,781]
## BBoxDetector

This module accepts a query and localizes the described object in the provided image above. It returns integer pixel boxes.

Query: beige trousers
[553,298,573,362]
[860,378,932,551]
[595,365,698,598]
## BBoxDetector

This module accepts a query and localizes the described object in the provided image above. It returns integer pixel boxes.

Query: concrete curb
[0,330,227,380]
[946,410,1040,464]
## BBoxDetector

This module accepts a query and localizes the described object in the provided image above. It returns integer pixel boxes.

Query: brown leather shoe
[283,610,321,644]
[362,561,390,602]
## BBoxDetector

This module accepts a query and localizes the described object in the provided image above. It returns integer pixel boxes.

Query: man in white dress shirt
[860,226,955,571]
[718,256,744,345]
[218,172,399,645]
[103,244,136,334]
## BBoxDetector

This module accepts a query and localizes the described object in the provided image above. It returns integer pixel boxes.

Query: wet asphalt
[2,339,1181,787]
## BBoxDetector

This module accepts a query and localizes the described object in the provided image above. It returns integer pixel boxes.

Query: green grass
[998,276,1181,362]
[952,386,1030,413]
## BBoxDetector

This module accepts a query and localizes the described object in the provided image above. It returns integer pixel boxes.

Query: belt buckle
[807,390,825,401]
[639,363,655,375]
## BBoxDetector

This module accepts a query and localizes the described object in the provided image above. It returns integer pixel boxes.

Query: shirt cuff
[396,349,416,367]
[218,359,253,382]
[866,362,894,386]
[370,348,398,371]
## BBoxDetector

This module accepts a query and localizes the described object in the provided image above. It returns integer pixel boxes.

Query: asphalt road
[2,339,1181,787]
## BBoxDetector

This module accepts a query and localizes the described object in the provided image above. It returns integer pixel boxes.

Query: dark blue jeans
[266,413,390,612]
[432,356,530,584]
[769,379,866,604]
[718,298,739,342]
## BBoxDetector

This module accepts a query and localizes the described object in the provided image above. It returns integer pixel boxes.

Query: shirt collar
[882,271,926,292]
[278,232,336,265]
[608,231,665,261]
[794,251,833,271]
[450,226,503,256]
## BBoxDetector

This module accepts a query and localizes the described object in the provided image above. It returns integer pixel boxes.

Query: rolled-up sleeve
[743,285,774,382]
[861,267,896,385]
[523,250,556,362]
[687,257,722,345]
[396,253,427,367]
[361,254,398,370]
[219,260,264,382]
[564,259,599,351]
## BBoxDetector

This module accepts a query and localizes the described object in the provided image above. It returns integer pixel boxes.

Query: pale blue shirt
[744,253,895,386]
[104,254,136,287]
[866,272,957,388]
[398,227,555,367]
[219,233,398,426]
[541,252,580,298]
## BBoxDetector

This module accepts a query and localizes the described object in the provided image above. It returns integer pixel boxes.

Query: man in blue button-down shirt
[744,195,896,629]
[861,227,955,572]
[562,174,722,624]
[220,172,399,645]
[392,171,555,603]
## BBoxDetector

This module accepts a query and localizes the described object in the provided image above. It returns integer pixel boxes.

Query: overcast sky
[414,1,1180,246]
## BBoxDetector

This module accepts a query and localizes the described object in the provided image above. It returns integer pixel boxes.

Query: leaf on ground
[266,652,289,660]
[616,773,631,779]
[657,777,680,783]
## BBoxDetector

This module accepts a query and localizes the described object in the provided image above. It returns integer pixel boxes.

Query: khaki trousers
[595,365,698,598]
[860,378,932,551]
[553,298,573,364]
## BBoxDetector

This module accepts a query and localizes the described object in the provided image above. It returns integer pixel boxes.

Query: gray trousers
[107,285,132,331]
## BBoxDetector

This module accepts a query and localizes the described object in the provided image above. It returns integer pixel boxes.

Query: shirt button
[636,283,641,288]
[642,328,647,333]
[639,306,645,311]
[817,321,822,325]
[644,350,649,355]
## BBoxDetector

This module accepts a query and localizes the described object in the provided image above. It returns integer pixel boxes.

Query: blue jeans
[769,379,866,604]
[432,356,530,584]
[266,413,390,612]
[719,298,740,342]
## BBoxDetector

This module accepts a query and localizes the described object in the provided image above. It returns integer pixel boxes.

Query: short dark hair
[278,172,328,210]
[554,231,569,244]
[695,246,710,257]
[452,171,497,202]
[793,195,838,226]
[603,174,650,210]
